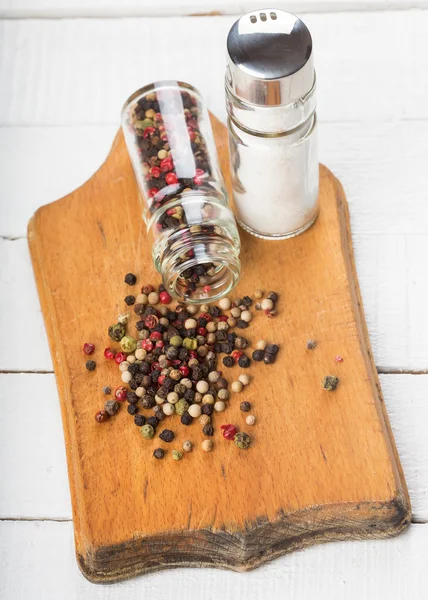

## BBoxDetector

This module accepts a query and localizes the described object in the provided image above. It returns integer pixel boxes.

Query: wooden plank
[0,374,71,518]
[0,12,427,126]
[0,1,425,18]
[0,520,426,599]
[0,374,426,522]
[27,116,409,581]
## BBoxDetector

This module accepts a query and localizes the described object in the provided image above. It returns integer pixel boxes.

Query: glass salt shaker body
[226,9,319,239]
[122,81,240,303]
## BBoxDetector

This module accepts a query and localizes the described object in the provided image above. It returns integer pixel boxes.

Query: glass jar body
[226,83,319,239]
[122,81,240,302]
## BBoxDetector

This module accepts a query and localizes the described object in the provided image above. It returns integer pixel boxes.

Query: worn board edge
[27,121,410,584]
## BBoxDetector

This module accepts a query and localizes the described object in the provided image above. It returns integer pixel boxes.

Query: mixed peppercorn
[85,274,343,460]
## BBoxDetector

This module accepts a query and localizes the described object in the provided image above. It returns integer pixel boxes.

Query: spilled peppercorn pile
[88,275,283,459]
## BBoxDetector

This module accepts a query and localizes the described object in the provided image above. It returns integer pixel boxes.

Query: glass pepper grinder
[225,9,319,239]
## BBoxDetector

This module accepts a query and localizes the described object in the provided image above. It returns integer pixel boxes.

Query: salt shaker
[225,9,319,239]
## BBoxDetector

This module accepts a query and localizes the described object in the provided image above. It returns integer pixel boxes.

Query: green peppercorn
[85,360,96,371]
[141,424,155,439]
[175,398,190,416]
[135,118,154,130]
[234,432,251,449]
[323,375,339,391]
[120,335,137,353]
[182,337,198,350]
[108,322,126,342]
[170,335,183,347]
[172,450,183,461]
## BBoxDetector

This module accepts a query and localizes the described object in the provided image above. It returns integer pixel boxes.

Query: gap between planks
[1,369,427,375]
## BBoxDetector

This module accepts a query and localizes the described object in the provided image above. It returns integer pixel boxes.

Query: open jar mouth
[148,195,241,304]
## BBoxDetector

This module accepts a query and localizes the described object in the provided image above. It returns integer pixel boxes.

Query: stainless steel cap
[226,9,314,107]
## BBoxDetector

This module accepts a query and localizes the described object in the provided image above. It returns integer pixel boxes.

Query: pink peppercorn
[142,339,154,351]
[143,126,155,138]
[149,331,162,341]
[114,352,127,364]
[149,187,159,198]
[221,424,238,440]
[159,290,172,304]
[218,315,228,322]
[155,340,164,349]
[165,172,179,185]
[95,410,109,423]
[83,343,95,355]
[104,347,116,360]
[141,285,154,294]
[179,365,190,377]
[232,350,243,363]
[115,387,127,401]
[150,166,161,178]
[335,355,344,363]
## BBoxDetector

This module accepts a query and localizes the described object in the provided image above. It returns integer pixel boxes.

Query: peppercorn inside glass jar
[122,81,241,304]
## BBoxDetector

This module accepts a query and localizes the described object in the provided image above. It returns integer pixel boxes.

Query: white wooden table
[0,1,427,597]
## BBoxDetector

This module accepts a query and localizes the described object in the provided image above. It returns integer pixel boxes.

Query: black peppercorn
[184,388,195,402]
[215,330,228,341]
[242,296,252,307]
[153,448,165,460]
[263,353,276,364]
[128,363,140,375]
[235,336,249,349]
[221,343,234,354]
[222,356,235,368]
[215,377,228,390]
[142,395,156,409]
[154,406,166,421]
[236,320,249,329]
[227,332,237,344]
[201,403,213,415]
[181,412,193,426]
[191,366,204,381]
[135,320,147,331]
[129,379,139,390]
[146,416,158,428]
[240,401,251,412]
[159,429,174,442]
[127,404,139,415]
[134,303,145,316]
[202,423,214,436]
[124,273,137,285]
[265,344,280,356]
[124,295,135,306]
[238,354,251,368]
[267,291,278,303]
[208,306,221,317]
[85,360,96,371]
[252,349,265,362]
[127,391,138,404]
[134,414,146,426]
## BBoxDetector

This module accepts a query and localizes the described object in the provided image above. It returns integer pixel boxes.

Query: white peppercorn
[261,298,274,311]
[256,339,267,350]
[238,374,251,386]
[196,380,209,394]
[188,404,202,418]
[127,354,136,364]
[254,289,263,299]
[202,394,215,405]
[185,318,198,330]
[206,321,217,333]
[217,388,230,401]
[135,348,147,361]
[147,292,159,305]
[163,403,175,416]
[199,303,210,313]
[182,440,193,452]
[135,387,145,398]
[194,392,203,403]
[187,304,199,315]
[217,321,229,331]
[208,371,220,383]
[119,361,130,372]
[219,297,231,310]
[214,401,226,412]
[231,307,241,318]
[231,381,243,393]
[240,310,252,323]
[202,440,213,452]
[181,378,192,389]
[227,317,237,327]
[121,371,132,384]
[167,392,179,404]
[118,312,130,324]
[136,293,148,304]
[246,415,256,426]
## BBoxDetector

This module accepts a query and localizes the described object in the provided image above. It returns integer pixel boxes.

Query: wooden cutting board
[28,115,410,583]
